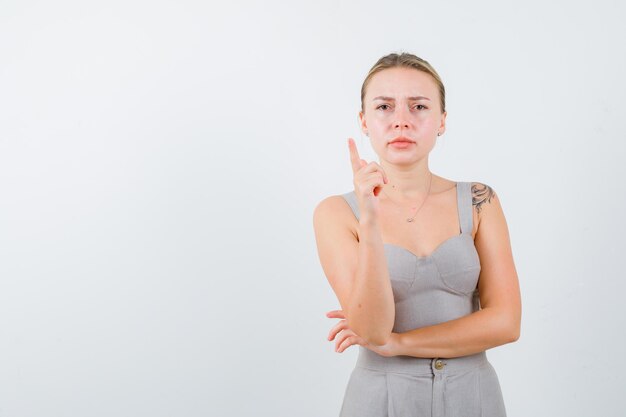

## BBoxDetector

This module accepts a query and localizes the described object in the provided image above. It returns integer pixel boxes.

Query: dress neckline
[381,181,463,260]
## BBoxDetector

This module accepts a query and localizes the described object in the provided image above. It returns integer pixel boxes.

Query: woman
[312,52,521,417]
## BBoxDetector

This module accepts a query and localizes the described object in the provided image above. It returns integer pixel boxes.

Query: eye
[376,104,391,110]
[414,104,428,110]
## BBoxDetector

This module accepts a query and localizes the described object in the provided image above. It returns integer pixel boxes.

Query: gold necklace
[381,173,433,222]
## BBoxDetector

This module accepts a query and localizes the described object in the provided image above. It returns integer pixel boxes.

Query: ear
[358,110,368,135]
[438,111,447,135]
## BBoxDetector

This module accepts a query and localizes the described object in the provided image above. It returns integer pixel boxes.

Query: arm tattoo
[471,182,495,215]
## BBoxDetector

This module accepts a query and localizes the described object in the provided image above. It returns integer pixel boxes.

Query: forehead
[366,67,438,100]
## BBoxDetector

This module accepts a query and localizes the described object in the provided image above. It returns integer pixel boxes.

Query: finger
[331,325,358,350]
[336,335,355,353]
[361,161,388,184]
[327,320,348,341]
[363,171,387,185]
[369,162,388,184]
[335,331,350,352]
[348,138,363,174]
[326,310,345,319]
[362,173,387,197]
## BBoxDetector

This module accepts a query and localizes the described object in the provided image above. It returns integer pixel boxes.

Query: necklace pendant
[407,218,414,222]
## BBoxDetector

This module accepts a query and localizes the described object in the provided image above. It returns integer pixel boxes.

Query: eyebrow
[372,96,431,101]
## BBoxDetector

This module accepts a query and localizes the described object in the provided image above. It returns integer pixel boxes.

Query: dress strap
[457,182,473,235]
[341,191,360,221]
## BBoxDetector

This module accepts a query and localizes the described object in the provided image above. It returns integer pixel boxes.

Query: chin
[385,154,420,164]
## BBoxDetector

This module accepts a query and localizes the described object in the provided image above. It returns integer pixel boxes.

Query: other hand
[326,309,398,358]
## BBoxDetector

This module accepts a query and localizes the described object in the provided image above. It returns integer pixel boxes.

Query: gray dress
[338,181,507,417]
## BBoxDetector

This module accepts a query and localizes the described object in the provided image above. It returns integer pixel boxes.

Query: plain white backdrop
[1,1,625,416]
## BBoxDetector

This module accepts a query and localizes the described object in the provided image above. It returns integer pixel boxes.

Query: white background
[1,1,625,416]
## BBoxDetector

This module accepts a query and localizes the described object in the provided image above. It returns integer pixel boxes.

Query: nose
[393,106,411,130]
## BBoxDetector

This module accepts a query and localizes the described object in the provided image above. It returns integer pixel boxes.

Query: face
[359,67,447,163]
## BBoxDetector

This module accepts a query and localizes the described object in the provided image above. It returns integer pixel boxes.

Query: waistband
[355,346,489,376]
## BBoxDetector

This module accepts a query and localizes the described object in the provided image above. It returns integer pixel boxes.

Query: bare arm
[392,308,517,358]
[313,196,395,346]
[350,210,395,346]
[392,184,522,358]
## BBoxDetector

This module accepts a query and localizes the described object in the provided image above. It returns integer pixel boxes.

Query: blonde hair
[360,52,446,114]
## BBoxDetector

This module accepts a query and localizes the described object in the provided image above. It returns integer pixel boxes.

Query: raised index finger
[347,138,362,174]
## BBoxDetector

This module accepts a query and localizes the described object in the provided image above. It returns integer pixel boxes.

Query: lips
[389,137,415,144]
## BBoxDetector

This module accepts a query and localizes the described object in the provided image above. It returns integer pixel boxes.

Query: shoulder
[313,192,352,215]
[312,192,358,233]
[469,182,498,215]
[468,181,506,234]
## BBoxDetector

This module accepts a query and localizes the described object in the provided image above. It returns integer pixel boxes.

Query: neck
[379,158,434,201]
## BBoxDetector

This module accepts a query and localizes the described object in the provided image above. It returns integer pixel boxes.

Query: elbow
[365,332,392,347]
[350,319,392,346]
[506,319,521,343]
[494,307,520,344]
[509,325,520,342]
[506,329,519,343]
[351,316,394,347]
[348,306,395,347]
